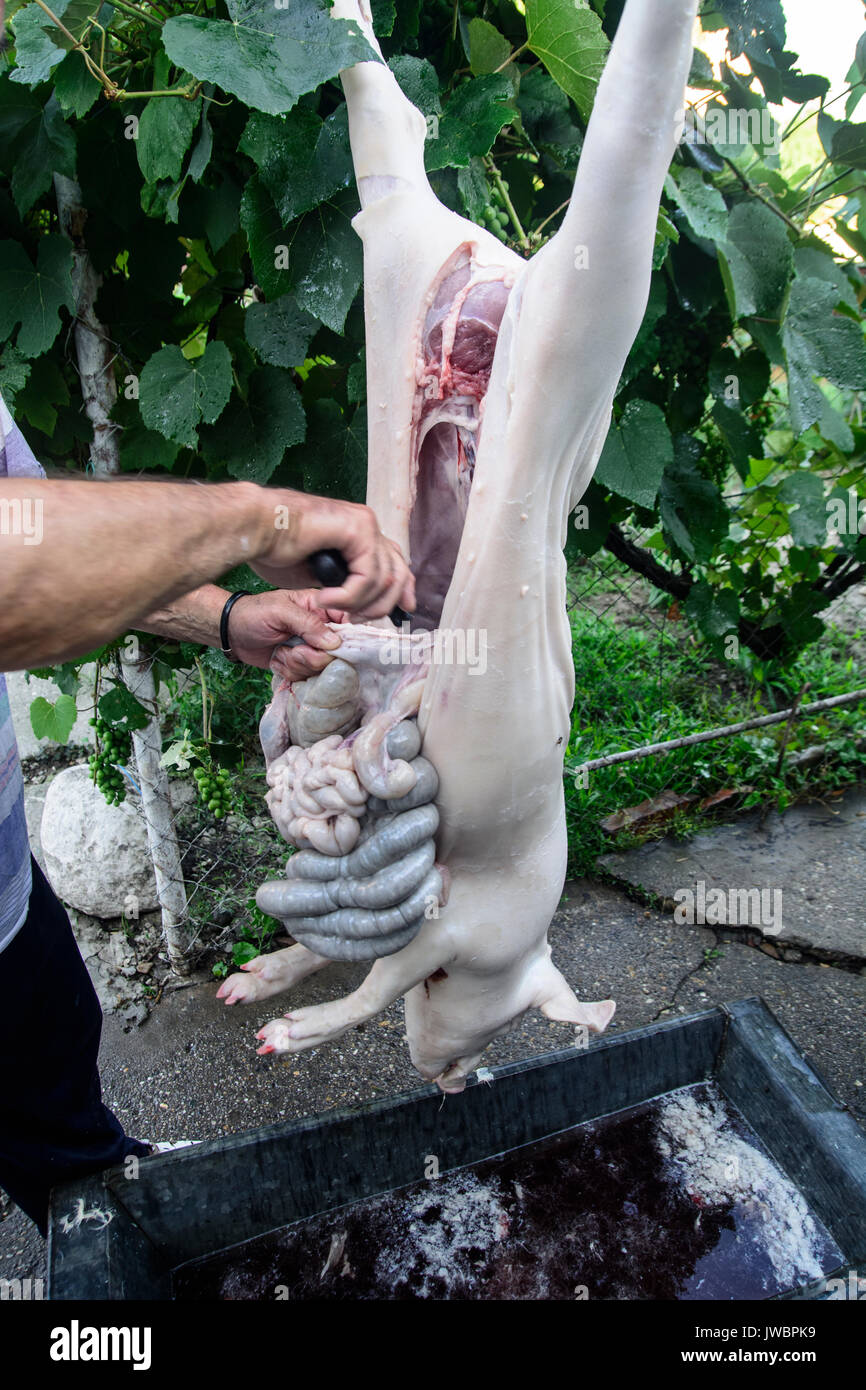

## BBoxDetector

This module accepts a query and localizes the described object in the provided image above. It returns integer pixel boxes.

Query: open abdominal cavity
[256,625,446,961]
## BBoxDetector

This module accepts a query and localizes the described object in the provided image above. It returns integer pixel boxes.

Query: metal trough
[47,997,866,1300]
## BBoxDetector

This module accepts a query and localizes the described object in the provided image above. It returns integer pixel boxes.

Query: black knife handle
[308,548,410,627]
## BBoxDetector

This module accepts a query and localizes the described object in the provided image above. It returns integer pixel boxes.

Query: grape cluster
[480,177,511,242]
[749,400,773,429]
[88,717,131,806]
[193,764,232,819]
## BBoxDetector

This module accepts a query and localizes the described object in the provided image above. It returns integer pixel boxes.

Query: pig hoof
[254,1002,354,1054]
[217,960,284,1005]
[255,1020,294,1054]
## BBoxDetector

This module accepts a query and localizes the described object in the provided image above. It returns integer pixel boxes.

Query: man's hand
[0,476,415,669]
[227,590,349,682]
[251,492,416,619]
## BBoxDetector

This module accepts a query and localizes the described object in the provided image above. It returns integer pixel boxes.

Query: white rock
[40,764,158,918]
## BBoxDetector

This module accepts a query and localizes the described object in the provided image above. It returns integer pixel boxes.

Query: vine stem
[484,156,530,252]
[722,156,803,237]
[533,197,570,238]
[783,82,864,144]
[194,655,213,745]
[100,0,162,26]
[116,83,201,100]
[494,42,527,73]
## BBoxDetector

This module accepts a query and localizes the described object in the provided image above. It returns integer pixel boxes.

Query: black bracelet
[219,590,250,663]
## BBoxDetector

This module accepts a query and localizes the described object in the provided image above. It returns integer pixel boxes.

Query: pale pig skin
[218,0,699,1090]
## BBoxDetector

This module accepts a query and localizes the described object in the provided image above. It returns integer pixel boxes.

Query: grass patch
[564,606,866,877]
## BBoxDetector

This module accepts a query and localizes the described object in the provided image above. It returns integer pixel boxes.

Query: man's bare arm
[136,583,228,649]
[135,583,346,683]
[0,478,414,668]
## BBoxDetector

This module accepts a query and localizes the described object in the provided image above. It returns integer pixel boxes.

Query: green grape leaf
[371,0,396,37]
[711,400,761,481]
[708,346,769,408]
[782,273,866,437]
[240,103,353,224]
[29,694,77,744]
[388,55,442,119]
[819,393,855,455]
[139,341,233,449]
[701,0,786,59]
[199,174,242,253]
[596,400,673,509]
[457,157,489,220]
[717,200,792,319]
[425,75,516,171]
[659,448,729,562]
[188,108,214,184]
[0,235,75,358]
[10,94,76,217]
[53,51,101,118]
[201,365,306,483]
[684,579,740,642]
[565,480,612,560]
[777,471,828,548]
[239,174,291,301]
[137,91,202,185]
[10,0,95,86]
[290,197,363,334]
[347,350,366,404]
[665,168,728,243]
[298,398,367,503]
[112,395,182,473]
[0,344,31,409]
[245,293,319,368]
[16,356,68,435]
[516,67,583,167]
[793,245,858,312]
[525,0,610,123]
[824,119,866,171]
[468,18,512,75]
[163,0,378,117]
[99,685,150,733]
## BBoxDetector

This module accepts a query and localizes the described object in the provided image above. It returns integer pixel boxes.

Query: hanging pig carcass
[219,0,700,1092]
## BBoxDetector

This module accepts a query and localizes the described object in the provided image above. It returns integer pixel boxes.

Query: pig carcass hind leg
[255,921,456,1055]
[216,943,332,1005]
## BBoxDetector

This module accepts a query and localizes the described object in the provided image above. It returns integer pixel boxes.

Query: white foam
[374,1170,510,1297]
[655,1089,826,1291]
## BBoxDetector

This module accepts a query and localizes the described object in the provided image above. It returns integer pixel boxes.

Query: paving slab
[600,785,866,962]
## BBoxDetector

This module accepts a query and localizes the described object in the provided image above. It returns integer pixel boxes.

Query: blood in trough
[173,1083,842,1301]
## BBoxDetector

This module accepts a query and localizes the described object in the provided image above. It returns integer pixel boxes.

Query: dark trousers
[0,857,149,1235]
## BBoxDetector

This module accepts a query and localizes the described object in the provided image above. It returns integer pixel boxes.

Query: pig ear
[535,965,616,1034]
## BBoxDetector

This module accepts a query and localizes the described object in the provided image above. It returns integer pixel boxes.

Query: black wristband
[219,590,250,663]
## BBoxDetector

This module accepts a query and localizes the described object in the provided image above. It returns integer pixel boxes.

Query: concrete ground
[3,794,865,1292]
